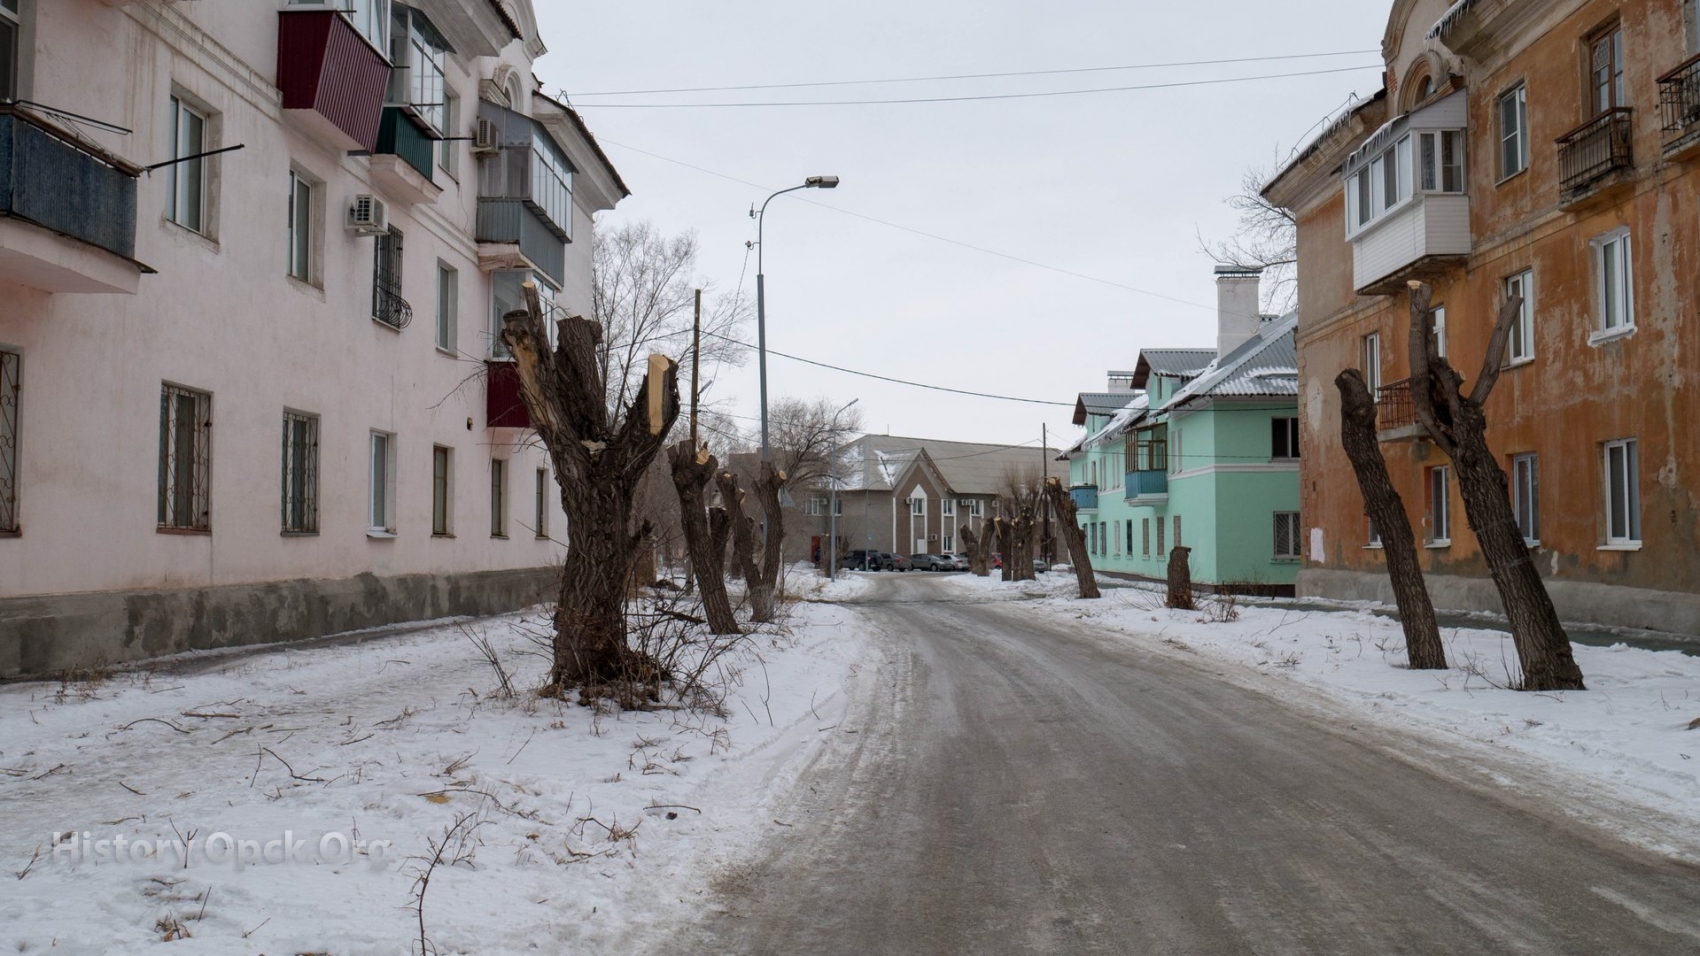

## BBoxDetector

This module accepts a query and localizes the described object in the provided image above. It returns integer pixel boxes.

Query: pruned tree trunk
[716,471,774,623]
[1044,477,1100,598]
[754,461,787,617]
[1405,283,1585,691]
[669,441,740,635]
[960,524,991,576]
[500,288,679,695]
[1166,545,1195,610]
[1010,508,1037,582]
[995,516,1013,581]
[1336,370,1446,670]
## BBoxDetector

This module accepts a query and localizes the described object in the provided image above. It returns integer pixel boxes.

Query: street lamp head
[805,175,841,189]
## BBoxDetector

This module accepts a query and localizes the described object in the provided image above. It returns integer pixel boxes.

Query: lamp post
[752,175,840,463]
[827,397,860,579]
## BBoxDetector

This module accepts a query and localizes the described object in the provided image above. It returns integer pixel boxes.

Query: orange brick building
[1265,0,1700,633]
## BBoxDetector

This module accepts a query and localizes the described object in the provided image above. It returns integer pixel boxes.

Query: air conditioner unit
[473,117,498,154]
[928,533,938,542]
[347,195,389,235]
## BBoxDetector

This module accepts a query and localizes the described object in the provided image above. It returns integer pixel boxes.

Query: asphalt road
[663,574,1700,955]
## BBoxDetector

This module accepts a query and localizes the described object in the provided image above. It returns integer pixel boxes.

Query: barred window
[490,458,507,538]
[1173,515,1182,549]
[0,347,19,533]
[158,384,212,531]
[373,226,410,329]
[281,411,319,533]
[1275,512,1302,558]
[534,468,548,539]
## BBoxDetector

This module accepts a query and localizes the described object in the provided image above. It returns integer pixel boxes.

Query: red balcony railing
[1556,108,1633,196]
[277,11,391,152]
[1376,378,1417,431]
[486,361,532,429]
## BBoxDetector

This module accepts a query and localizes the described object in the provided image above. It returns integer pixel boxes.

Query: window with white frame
[0,347,19,534]
[431,445,452,536]
[834,498,843,517]
[390,7,446,134]
[287,170,313,282]
[805,496,827,517]
[1498,84,1528,179]
[1428,465,1451,544]
[439,90,458,176]
[1512,453,1539,545]
[1348,129,1464,233]
[167,95,207,233]
[436,263,456,352]
[1367,515,1382,548]
[1418,130,1465,193]
[1604,438,1640,544]
[159,384,212,532]
[368,431,396,534]
[490,458,507,538]
[910,497,925,516]
[1431,306,1447,359]
[281,411,319,534]
[0,0,21,102]
[1271,417,1300,459]
[1362,332,1382,393]
[534,468,548,538]
[291,0,388,54]
[941,498,954,517]
[1592,229,1634,336]
[1126,519,1133,554]
[1505,270,1534,362]
[968,499,982,518]
[1274,512,1301,558]
[489,270,555,358]
[942,534,953,553]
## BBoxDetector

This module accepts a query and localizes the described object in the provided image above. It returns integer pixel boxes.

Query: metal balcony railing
[476,197,566,286]
[1124,469,1169,499]
[1069,484,1099,511]
[1556,108,1633,195]
[1659,53,1700,139]
[0,107,138,260]
[1376,378,1417,431]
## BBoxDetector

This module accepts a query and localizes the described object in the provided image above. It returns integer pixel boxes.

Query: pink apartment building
[0,0,626,677]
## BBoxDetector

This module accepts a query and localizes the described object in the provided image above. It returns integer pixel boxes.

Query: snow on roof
[1160,312,1299,408]
[1083,392,1149,450]
[1427,0,1480,40]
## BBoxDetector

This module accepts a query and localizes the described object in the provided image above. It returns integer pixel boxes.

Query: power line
[574,50,1382,97]
[571,64,1381,108]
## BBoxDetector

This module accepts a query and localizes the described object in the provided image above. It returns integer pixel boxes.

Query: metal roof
[1131,349,1218,388]
[1163,312,1299,406]
[839,434,1054,496]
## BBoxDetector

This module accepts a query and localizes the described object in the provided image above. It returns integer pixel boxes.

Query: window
[1085,521,1095,555]
[834,498,844,517]
[287,170,313,282]
[1156,518,1165,557]
[534,468,548,538]
[0,347,18,534]
[1142,518,1150,556]
[1593,230,1634,336]
[910,497,925,516]
[1512,453,1539,545]
[1274,512,1302,558]
[292,0,388,53]
[1428,465,1451,544]
[476,105,576,238]
[490,270,555,358]
[1367,515,1382,548]
[1590,25,1626,116]
[438,91,459,176]
[435,264,457,352]
[1125,519,1132,555]
[968,499,982,518]
[431,445,452,536]
[281,411,319,534]
[490,458,507,538]
[1504,271,1534,362]
[167,96,206,232]
[158,384,212,532]
[1271,418,1300,459]
[1431,306,1447,359]
[1171,430,1183,474]
[805,496,826,517]
[942,534,953,553]
[0,0,20,103]
[1416,131,1466,193]
[373,227,406,328]
[941,498,954,517]
[1604,439,1640,544]
[1362,332,1382,393]
[391,7,446,134]
[369,431,395,534]
[1498,84,1528,179]
[1173,515,1182,549]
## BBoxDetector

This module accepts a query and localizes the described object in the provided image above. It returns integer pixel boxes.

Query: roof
[1131,349,1218,389]
[535,93,631,198]
[1073,391,1137,425]
[839,434,1052,496]
[1163,312,1299,408]
[1082,392,1149,450]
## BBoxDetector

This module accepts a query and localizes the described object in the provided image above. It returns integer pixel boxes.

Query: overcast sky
[532,2,1389,455]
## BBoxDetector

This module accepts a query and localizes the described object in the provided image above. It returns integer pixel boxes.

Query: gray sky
[532,2,1389,454]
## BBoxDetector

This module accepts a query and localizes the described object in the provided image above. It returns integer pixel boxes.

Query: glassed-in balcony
[476,199,565,287]
[277,10,391,152]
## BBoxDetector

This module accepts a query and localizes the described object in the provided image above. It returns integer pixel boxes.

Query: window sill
[1597,542,1642,551]
[432,532,455,539]
[1502,355,1535,371]
[285,274,322,293]
[367,530,397,540]
[0,529,19,538]
[435,346,457,358]
[535,534,550,541]
[1363,543,1384,549]
[162,217,219,251]
[371,316,405,334]
[157,527,212,536]
[1524,539,1540,549]
[1272,556,1301,563]
[1426,539,1451,549]
[1495,166,1529,187]
[1588,325,1636,346]
[491,534,509,540]
[280,530,319,537]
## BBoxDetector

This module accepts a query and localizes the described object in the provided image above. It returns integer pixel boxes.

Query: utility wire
[574,50,1382,97]
[571,64,1381,108]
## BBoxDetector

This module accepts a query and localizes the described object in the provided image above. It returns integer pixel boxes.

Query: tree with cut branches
[668,441,739,635]
[1404,281,1584,690]
[1044,477,1100,598]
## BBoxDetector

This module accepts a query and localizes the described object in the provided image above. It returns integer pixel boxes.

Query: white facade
[0,0,625,676]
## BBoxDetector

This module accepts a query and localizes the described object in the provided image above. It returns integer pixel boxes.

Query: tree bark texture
[755,461,787,617]
[994,517,1013,581]
[499,289,679,694]
[1044,478,1101,598]
[1405,283,1585,691]
[1166,545,1196,610]
[960,525,991,576]
[1335,370,1446,670]
[716,471,774,623]
[669,441,740,635]
[1010,508,1038,582]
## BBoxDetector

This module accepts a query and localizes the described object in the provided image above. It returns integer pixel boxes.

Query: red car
[990,552,1003,570]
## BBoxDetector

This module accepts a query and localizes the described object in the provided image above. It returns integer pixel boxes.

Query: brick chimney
[1215,265,1264,358]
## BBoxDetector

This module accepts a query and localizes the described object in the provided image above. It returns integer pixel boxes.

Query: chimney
[1215,265,1264,358]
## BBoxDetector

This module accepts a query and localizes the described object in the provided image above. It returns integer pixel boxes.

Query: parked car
[886,552,911,571]
[990,552,1003,570]
[909,553,951,571]
[1032,558,1049,574]
[946,554,970,571]
[845,549,891,571]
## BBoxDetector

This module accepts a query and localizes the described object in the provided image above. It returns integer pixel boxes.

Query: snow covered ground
[0,576,871,955]
[942,571,1700,858]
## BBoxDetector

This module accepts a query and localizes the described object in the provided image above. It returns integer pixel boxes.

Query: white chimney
[1215,265,1264,358]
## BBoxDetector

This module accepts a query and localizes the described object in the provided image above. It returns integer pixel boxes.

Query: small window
[834,498,843,517]
[910,497,925,516]
[1271,418,1300,459]
[1603,439,1640,544]
[1428,465,1451,544]
[1274,512,1302,558]
[490,458,507,538]
[436,263,457,352]
[159,384,212,532]
[369,431,396,534]
[1,0,21,102]
[1590,25,1626,116]
[1498,84,1528,179]
[1512,453,1539,545]
[373,227,406,328]
[0,347,19,533]
[287,170,313,282]
[942,534,953,553]
[167,95,207,233]
[1431,305,1448,359]
[1593,230,1634,335]
[805,496,826,517]
[490,270,556,358]
[1505,271,1534,362]
[439,90,459,176]
[968,499,982,518]
[535,468,548,539]
[1362,332,1382,393]
[941,498,954,517]
[1156,518,1166,557]
[1142,518,1150,556]
[1367,515,1382,548]
[432,445,453,536]
[281,411,319,534]
[1173,515,1182,549]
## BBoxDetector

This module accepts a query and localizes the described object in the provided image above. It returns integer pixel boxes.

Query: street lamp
[827,397,859,579]
[752,175,841,463]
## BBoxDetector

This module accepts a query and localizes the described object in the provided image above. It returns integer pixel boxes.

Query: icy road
[657,573,1700,955]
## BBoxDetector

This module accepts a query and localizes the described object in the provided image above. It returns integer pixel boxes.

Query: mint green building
[1063,271,1302,593]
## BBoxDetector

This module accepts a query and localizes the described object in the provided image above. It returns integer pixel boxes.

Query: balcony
[1374,378,1428,442]
[476,198,565,286]
[1557,108,1633,205]
[277,10,391,152]
[1124,469,1169,502]
[485,360,532,429]
[1069,484,1099,512]
[0,107,144,294]
[370,108,442,206]
[1659,54,1700,159]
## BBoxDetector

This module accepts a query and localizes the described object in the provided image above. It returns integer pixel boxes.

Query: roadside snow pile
[944,567,1104,601]
[0,599,868,955]
[942,575,1700,838]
